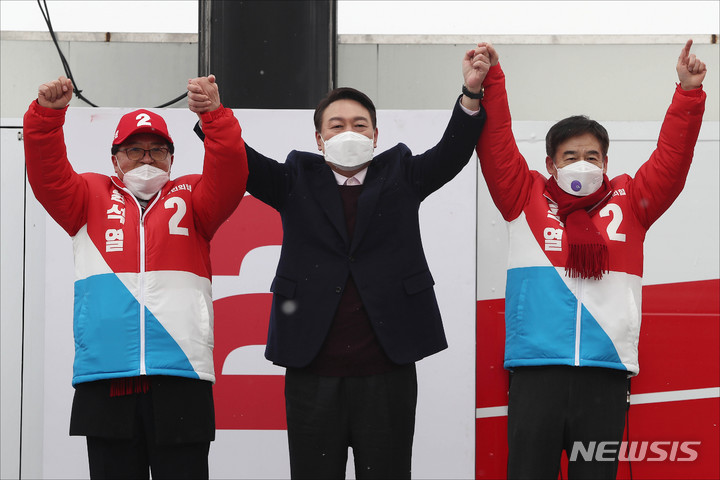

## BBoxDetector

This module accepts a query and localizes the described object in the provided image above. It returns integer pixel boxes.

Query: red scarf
[110,376,150,396]
[545,176,613,280]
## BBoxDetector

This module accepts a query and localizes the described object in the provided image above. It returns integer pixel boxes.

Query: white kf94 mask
[119,164,170,200]
[322,131,375,171]
[556,160,603,196]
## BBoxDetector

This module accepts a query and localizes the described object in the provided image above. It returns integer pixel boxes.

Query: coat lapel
[352,162,386,253]
[310,162,349,246]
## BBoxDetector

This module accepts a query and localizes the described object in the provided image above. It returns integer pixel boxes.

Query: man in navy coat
[189,43,490,479]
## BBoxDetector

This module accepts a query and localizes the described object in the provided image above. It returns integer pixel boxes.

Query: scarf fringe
[566,244,609,280]
[110,376,150,397]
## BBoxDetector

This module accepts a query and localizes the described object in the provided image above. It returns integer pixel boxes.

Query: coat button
[335,286,342,294]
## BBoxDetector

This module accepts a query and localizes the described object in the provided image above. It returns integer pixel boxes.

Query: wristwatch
[462,84,484,100]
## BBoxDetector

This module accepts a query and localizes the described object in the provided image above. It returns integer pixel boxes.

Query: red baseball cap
[112,109,173,146]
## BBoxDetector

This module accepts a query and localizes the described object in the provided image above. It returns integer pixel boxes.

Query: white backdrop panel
[30,106,477,479]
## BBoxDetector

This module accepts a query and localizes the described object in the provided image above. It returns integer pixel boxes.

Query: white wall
[0,32,197,118]
[2,32,718,120]
[1,126,25,480]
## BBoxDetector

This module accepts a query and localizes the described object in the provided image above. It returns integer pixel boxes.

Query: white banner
[24,106,477,479]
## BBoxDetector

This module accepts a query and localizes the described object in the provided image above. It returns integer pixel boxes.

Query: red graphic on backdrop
[210,196,286,429]
[475,279,720,479]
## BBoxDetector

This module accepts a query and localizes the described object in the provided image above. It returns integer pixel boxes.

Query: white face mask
[322,131,374,171]
[118,163,170,200]
[555,160,604,196]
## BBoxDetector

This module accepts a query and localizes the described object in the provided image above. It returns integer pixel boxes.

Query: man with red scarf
[475,40,707,479]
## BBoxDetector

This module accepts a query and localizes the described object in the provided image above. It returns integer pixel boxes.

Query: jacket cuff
[675,83,704,97]
[483,64,504,87]
[199,104,227,124]
[29,100,68,118]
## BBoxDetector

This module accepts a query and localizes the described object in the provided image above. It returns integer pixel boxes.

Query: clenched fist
[187,74,221,115]
[38,76,73,109]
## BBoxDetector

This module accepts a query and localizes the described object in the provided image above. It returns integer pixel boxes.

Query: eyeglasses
[117,147,170,162]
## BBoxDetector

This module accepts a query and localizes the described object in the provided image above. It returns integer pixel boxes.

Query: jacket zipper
[138,210,147,375]
[138,194,161,375]
[112,178,162,377]
[574,278,582,366]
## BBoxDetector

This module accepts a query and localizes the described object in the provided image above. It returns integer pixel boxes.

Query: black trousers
[285,364,417,480]
[72,377,214,480]
[507,366,629,480]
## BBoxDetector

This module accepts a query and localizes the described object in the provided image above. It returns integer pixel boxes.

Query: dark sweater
[307,184,398,376]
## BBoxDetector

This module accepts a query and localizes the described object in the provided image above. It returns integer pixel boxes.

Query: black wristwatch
[462,84,484,100]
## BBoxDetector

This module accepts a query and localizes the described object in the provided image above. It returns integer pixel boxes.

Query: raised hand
[462,43,492,93]
[677,39,707,91]
[187,74,221,115]
[482,42,499,67]
[38,76,73,109]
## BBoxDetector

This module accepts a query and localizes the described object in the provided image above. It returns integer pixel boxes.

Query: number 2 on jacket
[165,197,189,236]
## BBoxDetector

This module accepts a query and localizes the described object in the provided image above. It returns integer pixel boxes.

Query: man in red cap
[22,75,248,479]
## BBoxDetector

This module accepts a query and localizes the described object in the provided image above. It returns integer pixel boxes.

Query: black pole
[199,0,336,109]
